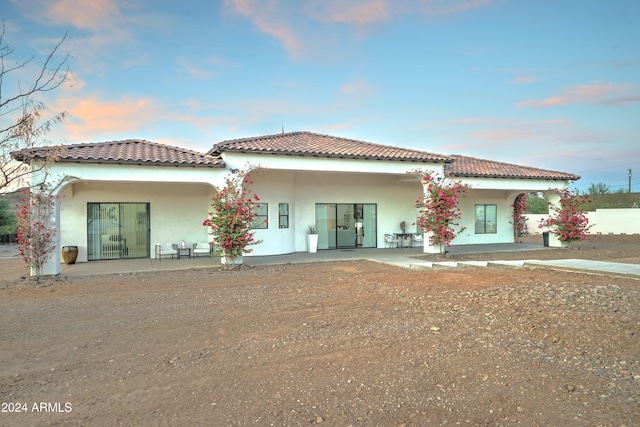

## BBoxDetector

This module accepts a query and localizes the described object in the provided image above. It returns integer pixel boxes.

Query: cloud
[510,75,538,84]
[305,0,390,25]
[177,58,217,80]
[12,0,127,32]
[223,0,495,59]
[224,0,303,56]
[423,0,493,16]
[49,0,124,31]
[57,95,161,140]
[435,117,572,153]
[441,117,571,127]
[517,82,640,108]
[339,81,376,97]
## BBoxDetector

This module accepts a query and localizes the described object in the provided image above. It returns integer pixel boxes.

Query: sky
[3,0,639,192]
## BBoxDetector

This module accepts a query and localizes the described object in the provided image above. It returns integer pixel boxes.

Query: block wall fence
[525,208,640,235]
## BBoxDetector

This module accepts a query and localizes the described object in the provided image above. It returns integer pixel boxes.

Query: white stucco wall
[247,169,425,255]
[29,151,580,276]
[58,181,214,262]
[527,209,640,235]
[453,189,518,245]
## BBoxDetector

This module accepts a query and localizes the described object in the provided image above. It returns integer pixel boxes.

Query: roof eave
[455,173,580,180]
[20,157,225,168]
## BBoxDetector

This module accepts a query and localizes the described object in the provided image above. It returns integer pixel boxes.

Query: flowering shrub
[203,166,263,267]
[511,193,528,238]
[539,187,592,246]
[413,170,468,252]
[16,186,57,281]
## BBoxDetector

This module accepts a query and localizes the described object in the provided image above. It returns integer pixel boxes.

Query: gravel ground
[0,234,639,426]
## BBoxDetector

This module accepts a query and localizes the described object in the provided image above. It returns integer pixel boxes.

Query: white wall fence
[526,208,640,235]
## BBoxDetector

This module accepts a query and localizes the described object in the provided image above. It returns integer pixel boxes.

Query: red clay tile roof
[11,134,580,182]
[12,139,225,168]
[209,131,451,163]
[445,155,580,181]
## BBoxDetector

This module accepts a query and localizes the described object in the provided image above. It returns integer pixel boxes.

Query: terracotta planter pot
[62,246,78,264]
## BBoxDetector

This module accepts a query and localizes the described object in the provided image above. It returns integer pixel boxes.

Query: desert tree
[588,182,610,195]
[1,21,70,192]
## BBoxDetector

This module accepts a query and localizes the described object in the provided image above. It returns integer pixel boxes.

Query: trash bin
[542,232,549,247]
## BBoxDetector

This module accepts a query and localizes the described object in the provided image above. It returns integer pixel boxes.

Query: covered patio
[51,242,550,277]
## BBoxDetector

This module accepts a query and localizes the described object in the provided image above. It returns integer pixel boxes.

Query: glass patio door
[87,203,150,260]
[315,203,377,249]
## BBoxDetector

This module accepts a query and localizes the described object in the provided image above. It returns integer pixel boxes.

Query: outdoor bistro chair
[384,233,399,249]
[193,242,214,258]
[155,243,178,261]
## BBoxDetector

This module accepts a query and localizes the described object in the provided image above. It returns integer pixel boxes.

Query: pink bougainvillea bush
[539,187,592,246]
[16,187,57,281]
[512,193,528,238]
[413,170,469,252]
[203,166,263,266]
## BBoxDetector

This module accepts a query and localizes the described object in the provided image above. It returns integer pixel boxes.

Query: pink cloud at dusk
[224,0,495,58]
[517,82,640,108]
[224,0,303,56]
[58,96,161,140]
[436,117,575,152]
[447,117,571,126]
[340,81,376,97]
[426,0,493,16]
[49,0,122,31]
[14,0,125,32]
[306,0,390,25]
[510,75,538,84]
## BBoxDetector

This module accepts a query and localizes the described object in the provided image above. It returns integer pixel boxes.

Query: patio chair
[384,233,399,249]
[155,243,178,261]
[412,233,424,248]
[193,242,214,258]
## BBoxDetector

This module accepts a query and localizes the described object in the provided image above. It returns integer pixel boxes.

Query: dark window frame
[278,203,289,229]
[475,204,497,234]
[252,203,268,229]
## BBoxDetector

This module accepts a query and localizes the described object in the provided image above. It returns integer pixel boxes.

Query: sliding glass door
[315,203,377,249]
[87,203,150,260]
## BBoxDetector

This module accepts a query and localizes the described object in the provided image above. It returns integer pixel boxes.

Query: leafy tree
[525,192,549,214]
[588,182,610,195]
[1,22,69,191]
[0,195,18,234]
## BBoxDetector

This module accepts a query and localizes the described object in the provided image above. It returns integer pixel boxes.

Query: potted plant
[306,224,318,253]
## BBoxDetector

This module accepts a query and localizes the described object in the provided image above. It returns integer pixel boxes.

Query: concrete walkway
[2,243,640,279]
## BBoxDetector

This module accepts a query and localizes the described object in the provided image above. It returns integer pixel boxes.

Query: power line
[583,161,640,172]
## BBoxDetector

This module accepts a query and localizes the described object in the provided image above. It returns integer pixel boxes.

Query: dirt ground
[1,234,639,426]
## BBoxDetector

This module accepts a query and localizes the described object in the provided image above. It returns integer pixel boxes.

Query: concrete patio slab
[525,259,640,279]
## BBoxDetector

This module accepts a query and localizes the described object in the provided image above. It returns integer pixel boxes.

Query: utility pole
[629,168,633,193]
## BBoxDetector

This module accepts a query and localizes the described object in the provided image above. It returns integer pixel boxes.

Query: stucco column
[422,232,441,254]
[34,193,62,277]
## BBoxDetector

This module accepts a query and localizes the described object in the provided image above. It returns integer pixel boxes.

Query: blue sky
[4,0,639,192]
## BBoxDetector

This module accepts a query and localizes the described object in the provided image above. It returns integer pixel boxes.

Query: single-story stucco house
[12,131,579,275]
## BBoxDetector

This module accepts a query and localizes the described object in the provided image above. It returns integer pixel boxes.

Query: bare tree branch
[0,21,69,191]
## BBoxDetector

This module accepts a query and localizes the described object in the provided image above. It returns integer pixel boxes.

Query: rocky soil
[0,234,639,426]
